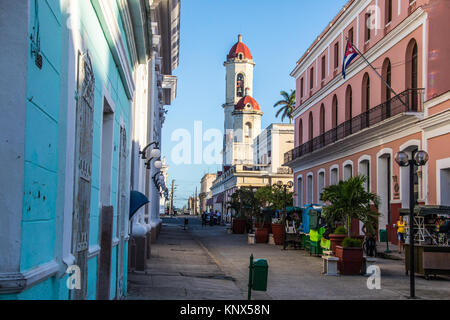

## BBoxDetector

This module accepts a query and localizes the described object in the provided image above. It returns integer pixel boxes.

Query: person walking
[394,216,406,253]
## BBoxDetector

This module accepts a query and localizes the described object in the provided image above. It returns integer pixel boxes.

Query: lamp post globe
[414,150,429,166]
[395,151,410,167]
[287,181,294,188]
[150,148,161,159]
[154,160,162,169]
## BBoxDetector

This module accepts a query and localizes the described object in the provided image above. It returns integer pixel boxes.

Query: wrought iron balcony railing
[284,88,424,164]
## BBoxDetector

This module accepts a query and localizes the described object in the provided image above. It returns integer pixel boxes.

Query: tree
[227,188,260,219]
[320,175,380,238]
[274,90,296,124]
[254,185,293,211]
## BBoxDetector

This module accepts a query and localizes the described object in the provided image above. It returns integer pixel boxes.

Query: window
[321,56,326,80]
[362,73,370,128]
[345,85,353,134]
[308,112,313,141]
[310,67,314,91]
[307,174,313,204]
[236,73,244,98]
[297,177,303,207]
[320,104,325,135]
[300,78,304,98]
[406,39,418,110]
[330,167,338,185]
[386,0,393,24]
[332,95,338,128]
[298,119,303,144]
[365,13,371,42]
[348,27,354,44]
[334,42,339,69]
[344,164,353,181]
[245,122,252,138]
[318,171,325,204]
[382,58,392,102]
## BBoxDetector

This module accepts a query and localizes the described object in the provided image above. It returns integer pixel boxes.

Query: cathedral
[210,35,294,216]
[223,34,263,166]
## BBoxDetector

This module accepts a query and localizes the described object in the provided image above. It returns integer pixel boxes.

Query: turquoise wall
[8,0,133,300]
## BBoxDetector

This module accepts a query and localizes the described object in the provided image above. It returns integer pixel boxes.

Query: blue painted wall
[5,0,133,300]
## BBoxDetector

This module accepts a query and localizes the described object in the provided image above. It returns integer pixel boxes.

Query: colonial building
[284,0,450,241]
[200,173,217,213]
[210,35,294,216]
[0,0,180,300]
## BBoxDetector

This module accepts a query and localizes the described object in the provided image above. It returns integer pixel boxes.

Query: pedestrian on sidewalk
[394,216,406,253]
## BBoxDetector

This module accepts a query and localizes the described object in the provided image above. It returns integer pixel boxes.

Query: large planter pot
[255,222,272,233]
[271,223,284,245]
[329,234,346,254]
[232,219,246,234]
[335,245,364,275]
[255,228,269,243]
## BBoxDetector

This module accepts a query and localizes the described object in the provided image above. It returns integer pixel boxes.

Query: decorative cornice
[0,260,59,294]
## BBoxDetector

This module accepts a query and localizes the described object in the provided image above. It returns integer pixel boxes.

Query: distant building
[200,173,217,213]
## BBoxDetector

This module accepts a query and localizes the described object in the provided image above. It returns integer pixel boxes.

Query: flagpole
[346,38,409,109]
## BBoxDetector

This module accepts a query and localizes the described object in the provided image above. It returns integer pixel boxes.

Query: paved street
[127,216,450,300]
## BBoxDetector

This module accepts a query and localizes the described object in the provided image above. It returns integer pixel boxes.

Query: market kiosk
[401,205,450,279]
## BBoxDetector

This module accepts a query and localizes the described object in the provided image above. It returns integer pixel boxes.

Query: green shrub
[334,226,347,235]
[342,237,362,248]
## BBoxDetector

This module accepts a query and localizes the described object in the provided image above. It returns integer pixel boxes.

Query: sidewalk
[126,218,244,300]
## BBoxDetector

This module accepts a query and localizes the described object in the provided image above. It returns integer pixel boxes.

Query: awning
[129,190,149,220]
[215,193,224,203]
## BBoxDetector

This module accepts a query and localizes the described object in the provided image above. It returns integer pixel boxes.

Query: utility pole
[169,179,175,216]
[195,186,198,216]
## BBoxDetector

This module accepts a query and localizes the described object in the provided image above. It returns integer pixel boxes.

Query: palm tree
[274,90,296,124]
[320,175,380,238]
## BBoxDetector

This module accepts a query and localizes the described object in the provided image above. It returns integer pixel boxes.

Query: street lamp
[140,142,160,159]
[394,149,428,298]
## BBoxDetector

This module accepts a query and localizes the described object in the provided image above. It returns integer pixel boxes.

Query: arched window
[406,39,418,111]
[236,73,244,98]
[332,95,338,128]
[298,119,303,145]
[382,58,392,118]
[245,122,252,138]
[345,85,353,134]
[320,104,325,135]
[362,73,370,128]
[308,111,314,141]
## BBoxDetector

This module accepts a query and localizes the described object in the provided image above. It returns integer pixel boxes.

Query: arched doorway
[362,73,370,129]
[345,85,353,134]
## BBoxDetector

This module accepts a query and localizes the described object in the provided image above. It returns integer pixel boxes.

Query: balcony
[284,88,424,164]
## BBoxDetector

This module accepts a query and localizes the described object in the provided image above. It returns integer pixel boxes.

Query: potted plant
[271,217,284,245]
[227,190,247,234]
[329,226,347,254]
[335,238,364,275]
[320,176,380,274]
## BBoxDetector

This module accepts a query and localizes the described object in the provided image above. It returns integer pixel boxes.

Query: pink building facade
[285,0,450,242]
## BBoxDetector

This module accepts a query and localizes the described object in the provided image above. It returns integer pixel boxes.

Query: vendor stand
[400,205,450,279]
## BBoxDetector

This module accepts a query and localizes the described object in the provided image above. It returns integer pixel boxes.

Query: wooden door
[71,52,95,300]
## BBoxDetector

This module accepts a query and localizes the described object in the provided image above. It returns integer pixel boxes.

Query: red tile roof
[227,35,253,60]
[235,96,260,111]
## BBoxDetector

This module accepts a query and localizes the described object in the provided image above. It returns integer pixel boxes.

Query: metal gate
[70,51,95,300]
[116,126,127,299]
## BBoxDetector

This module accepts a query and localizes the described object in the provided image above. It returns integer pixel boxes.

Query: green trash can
[379,229,387,242]
[252,259,268,291]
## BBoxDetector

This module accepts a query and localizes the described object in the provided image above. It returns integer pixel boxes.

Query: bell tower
[222,35,261,166]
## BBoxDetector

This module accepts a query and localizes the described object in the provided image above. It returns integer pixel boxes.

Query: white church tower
[223,35,262,166]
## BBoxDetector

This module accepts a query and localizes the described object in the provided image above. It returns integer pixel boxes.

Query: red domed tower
[222,35,262,166]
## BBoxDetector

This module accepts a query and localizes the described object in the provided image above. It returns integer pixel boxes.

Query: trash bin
[379,229,387,242]
[252,259,268,291]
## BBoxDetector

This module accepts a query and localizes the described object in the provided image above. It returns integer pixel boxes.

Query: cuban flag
[342,41,358,79]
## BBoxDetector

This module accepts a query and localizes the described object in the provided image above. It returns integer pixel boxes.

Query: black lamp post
[394,149,429,298]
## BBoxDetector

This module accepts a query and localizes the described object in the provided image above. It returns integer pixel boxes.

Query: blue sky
[162,0,348,208]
